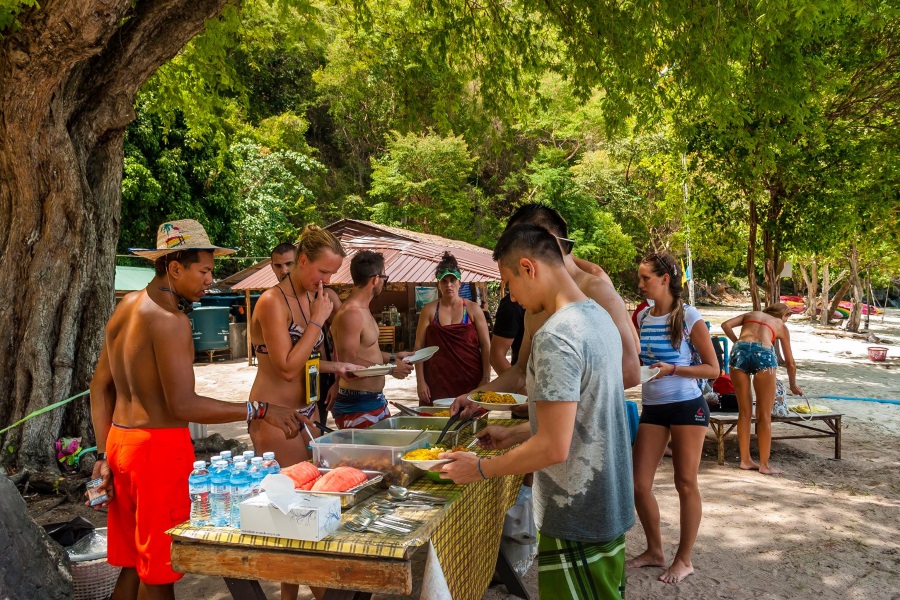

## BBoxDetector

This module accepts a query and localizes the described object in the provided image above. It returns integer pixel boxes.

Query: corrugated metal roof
[230,220,499,290]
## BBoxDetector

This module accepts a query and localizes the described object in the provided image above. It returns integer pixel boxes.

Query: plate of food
[467,391,528,411]
[402,346,439,364]
[639,365,661,383]
[401,446,472,470]
[350,364,394,378]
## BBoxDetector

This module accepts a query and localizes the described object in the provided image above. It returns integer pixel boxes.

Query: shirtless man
[88,220,305,600]
[453,204,641,414]
[329,251,414,428]
[270,242,297,281]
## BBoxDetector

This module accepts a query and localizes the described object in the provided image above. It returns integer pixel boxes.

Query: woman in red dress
[414,252,492,405]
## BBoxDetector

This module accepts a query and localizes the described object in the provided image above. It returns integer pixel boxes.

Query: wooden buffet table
[170,424,525,600]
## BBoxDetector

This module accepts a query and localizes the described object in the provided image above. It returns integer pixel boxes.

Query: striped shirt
[637,305,704,405]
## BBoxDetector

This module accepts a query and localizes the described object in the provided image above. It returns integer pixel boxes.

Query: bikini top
[432,301,471,325]
[743,319,776,344]
[253,287,324,355]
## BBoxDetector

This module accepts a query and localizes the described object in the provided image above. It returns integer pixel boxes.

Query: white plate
[432,398,455,407]
[401,457,454,470]
[350,364,394,378]
[402,346,439,364]
[640,366,661,383]
[467,392,528,411]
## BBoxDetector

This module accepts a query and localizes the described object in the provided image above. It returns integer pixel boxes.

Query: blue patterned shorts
[730,341,778,375]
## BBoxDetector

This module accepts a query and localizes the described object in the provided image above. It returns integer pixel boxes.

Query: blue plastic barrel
[189,307,230,351]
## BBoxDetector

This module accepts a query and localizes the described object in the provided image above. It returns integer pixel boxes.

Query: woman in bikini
[249,225,362,600]
[722,303,802,474]
[414,252,491,405]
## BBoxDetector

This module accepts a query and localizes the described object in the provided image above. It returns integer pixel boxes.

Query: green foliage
[231,139,325,256]
[369,131,476,239]
[113,0,899,292]
[0,0,37,35]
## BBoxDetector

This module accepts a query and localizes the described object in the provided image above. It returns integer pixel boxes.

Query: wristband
[256,402,268,420]
[477,457,488,480]
[96,452,107,461]
[309,320,323,330]
[389,353,396,363]
[672,365,678,377]
[247,401,254,422]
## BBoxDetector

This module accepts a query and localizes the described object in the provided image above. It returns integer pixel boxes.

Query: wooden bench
[708,412,843,466]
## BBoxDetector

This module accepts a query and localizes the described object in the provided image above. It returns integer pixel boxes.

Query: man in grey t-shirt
[441,223,634,599]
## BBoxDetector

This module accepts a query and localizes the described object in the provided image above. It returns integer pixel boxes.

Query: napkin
[260,474,301,514]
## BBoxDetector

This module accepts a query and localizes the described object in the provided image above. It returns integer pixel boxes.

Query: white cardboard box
[239,491,341,541]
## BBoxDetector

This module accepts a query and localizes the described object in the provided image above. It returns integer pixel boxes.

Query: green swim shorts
[537,532,626,599]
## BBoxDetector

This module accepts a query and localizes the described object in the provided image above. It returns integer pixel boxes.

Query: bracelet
[96,452,107,461]
[671,365,678,377]
[477,457,488,480]
[309,320,323,330]
[247,401,254,422]
[256,402,268,420]
[389,353,396,363]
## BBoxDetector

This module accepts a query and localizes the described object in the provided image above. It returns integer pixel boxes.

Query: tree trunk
[820,264,831,325]
[806,259,819,318]
[846,244,863,332]
[0,0,230,477]
[828,279,852,324]
[762,186,782,307]
[747,198,761,311]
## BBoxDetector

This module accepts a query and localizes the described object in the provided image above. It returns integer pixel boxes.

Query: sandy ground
[37,306,900,600]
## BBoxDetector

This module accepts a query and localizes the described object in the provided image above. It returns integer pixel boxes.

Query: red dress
[422,302,483,403]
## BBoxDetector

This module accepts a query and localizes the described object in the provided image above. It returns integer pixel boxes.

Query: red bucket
[867,347,888,362]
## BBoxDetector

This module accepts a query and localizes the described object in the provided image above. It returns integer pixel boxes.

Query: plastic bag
[772,380,790,417]
[499,485,537,576]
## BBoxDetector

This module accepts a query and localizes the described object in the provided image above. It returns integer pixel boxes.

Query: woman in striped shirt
[626,252,720,584]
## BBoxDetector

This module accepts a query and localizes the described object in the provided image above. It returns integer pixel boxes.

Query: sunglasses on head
[555,236,576,255]
[648,253,677,277]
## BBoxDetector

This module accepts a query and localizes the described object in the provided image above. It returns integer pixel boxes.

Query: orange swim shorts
[106,424,194,585]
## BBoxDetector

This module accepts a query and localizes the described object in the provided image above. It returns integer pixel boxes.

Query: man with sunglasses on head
[452,204,642,417]
[330,251,414,428]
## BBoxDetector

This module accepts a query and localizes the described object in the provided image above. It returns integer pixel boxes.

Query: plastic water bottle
[261,451,280,475]
[248,457,265,496]
[242,451,255,462]
[188,461,211,527]
[219,450,233,465]
[209,460,231,527]
[229,461,252,528]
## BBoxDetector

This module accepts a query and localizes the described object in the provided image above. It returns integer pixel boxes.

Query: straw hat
[129,219,237,261]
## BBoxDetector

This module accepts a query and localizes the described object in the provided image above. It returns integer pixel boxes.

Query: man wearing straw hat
[88,219,308,599]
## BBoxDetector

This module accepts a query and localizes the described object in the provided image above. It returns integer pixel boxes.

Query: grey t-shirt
[526,300,635,543]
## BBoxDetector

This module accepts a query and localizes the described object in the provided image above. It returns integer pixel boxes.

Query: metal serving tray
[302,468,384,509]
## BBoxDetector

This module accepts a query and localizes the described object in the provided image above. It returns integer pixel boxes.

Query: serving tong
[434,407,489,446]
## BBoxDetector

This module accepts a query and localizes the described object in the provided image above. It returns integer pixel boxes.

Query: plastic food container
[370,416,483,440]
[311,429,431,487]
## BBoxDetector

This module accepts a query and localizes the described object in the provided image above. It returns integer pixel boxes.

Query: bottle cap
[262,452,275,460]
[192,460,206,469]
